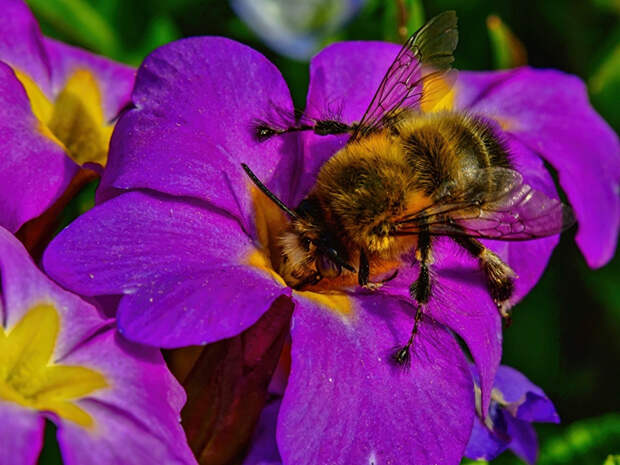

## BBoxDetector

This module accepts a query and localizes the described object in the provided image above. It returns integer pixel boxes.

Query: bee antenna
[241,163,299,219]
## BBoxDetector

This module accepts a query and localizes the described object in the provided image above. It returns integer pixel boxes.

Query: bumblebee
[242,11,574,364]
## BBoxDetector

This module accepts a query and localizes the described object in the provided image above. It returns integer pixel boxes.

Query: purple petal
[56,330,196,465]
[0,62,77,232]
[465,413,509,462]
[459,67,620,268]
[505,415,538,465]
[278,293,474,465]
[242,400,282,465]
[116,263,290,347]
[99,37,299,230]
[43,191,288,347]
[453,70,514,109]
[493,365,546,404]
[43,38,135,122]
[494,365,560,423]
[57,402,194,465]
[0,0,51,95]
[0,403,44,465]
[0,226,110,359]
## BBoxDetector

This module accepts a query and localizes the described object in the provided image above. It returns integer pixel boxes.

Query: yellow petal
[0,304,107,428]
[37,400,95,428]
[2,304,59,390]
[13,68,53,123]
[30,364,107,401]
[47,69,110,165]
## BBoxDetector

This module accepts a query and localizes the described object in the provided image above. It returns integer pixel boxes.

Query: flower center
[14,68,113,166]
[420,73,455,112]
[247,186,354,317]
[0,304,107,428]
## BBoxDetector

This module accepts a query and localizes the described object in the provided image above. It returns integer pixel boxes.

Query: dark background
[27,0,620,463]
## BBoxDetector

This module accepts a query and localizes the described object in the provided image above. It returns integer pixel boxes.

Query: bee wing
[395,168,576,240]
[351,11,459,141]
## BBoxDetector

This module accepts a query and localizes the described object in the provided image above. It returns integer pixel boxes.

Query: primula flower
[0,0,134,233]
[0,227,195,465]
[43,37,619,464]
[465,364,560,464]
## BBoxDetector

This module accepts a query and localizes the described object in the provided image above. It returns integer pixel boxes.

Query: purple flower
[43,37,618,464]
[0,0,135,233]
[0,226,195,465]
[465,365,560,464]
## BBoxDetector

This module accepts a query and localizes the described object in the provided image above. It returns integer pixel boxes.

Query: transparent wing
[352,11,459,140]
[394,168,576,240]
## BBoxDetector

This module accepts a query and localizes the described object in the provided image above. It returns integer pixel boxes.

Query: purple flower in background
[0,0,134,233]
[465,365,560,464]
[0,227,195,465]
[231,0,365,60]
[43,36,618,464]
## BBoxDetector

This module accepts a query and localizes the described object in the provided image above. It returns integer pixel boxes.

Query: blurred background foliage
[27,0,619,464]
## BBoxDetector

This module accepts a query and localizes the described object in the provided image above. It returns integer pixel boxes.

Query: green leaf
[603,455,620,465]
[383,0,425,43]
[405,0,425,34]
[26,0,119,56]
[591,0,620,14]
[589,29,620,130]
[37,420,63,465]
[127,15,180,65]
[486,14,527,69]
[539,413,620,465]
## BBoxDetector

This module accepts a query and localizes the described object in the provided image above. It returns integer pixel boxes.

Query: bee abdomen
[402,112,512,194]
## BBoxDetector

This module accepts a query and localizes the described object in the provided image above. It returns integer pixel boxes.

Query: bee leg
[452,236,516,320]
[358,249,380,290]
[359,249,394,290]
[358,248,370,286]
[313,120,354,136]
[255,120,353,141]
[393,231,433,366]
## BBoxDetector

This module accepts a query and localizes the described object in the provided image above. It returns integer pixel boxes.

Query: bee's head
[278,218,352,289]
[241,163,355,289]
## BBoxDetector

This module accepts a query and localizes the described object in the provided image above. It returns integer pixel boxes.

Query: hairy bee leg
[452,236,516,319]
[255,124,313,141]
[358,249,370,287]
[255,120,353,141]
[394,231,432,365]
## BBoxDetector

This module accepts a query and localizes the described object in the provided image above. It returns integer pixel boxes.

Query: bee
[242,11,575,364]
